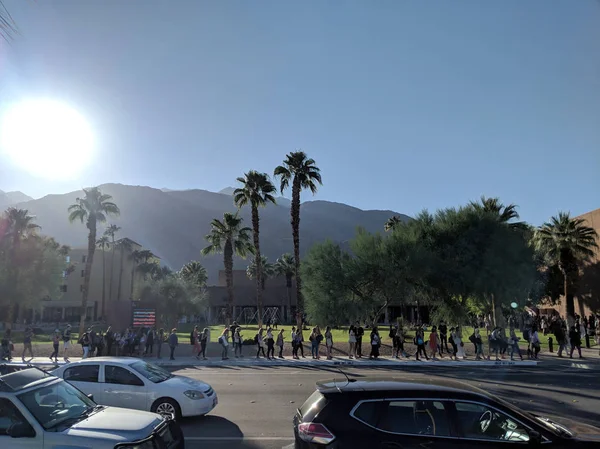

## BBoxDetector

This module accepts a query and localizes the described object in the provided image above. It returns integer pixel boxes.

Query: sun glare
[0,99,94,179]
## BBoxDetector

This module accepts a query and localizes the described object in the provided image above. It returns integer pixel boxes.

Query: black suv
[293,377,600,448]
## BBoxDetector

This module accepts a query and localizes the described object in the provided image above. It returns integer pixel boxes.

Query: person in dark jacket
[145,328,155,356]
[168,328,178,360]
[569,325,583,359]
[369,327,381,359]
[355,322,364,358]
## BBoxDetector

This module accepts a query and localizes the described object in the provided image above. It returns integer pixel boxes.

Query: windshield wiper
[47,406,100,431]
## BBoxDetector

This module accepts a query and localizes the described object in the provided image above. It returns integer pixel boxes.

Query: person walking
[219,328,230,360]
[80,331,91,359]
[291,326,299,359]
[569,325,583,359]
[168,328,178,360]
[62,324,72,362]
[509,327,523,361]
[439,321,449,354]
[191,326,200,356]
[355,322,364,358]
[197,328,209,360]
[429,326,442,359]
[233,327,243,358]
[324,326,334,360]
[21,326,34,361]
[448,327,458,360]
[276,328,285,359]
[256,328,266,358]
[49,329,60,363]
[310,326,322,359]
[393,327,406,358]
[369,327,381,359]
[145,328,155,356]
[266,328,275,360]
[530,326,541,359]
[414,328,429,361]
[348,325,357,359]
[297,329,305,358]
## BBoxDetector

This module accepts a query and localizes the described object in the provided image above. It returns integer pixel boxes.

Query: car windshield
[130,361,173,383]
[532,415,574,438]
[18,379,95,430]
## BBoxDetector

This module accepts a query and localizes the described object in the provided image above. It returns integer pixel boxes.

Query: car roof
[62,357,140,365]
[316,377,490,398]
[0,368,57,392]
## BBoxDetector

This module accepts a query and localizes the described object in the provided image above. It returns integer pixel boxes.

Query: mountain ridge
[6,183,410,283]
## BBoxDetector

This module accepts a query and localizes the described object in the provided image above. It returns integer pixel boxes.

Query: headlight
[183,390,205,400]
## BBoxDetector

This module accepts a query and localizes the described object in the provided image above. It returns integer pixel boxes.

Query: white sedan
[52,357,217,419]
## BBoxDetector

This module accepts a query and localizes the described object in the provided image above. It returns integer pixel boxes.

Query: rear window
[299,390,327,422]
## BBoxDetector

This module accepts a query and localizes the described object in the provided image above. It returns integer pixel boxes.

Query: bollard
[548,337,553,353]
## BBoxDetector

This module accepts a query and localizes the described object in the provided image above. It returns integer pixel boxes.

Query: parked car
[293,376,600,448]
[0,367,184,448]
[52,357,217,419]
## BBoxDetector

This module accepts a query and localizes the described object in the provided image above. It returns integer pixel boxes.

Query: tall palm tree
[274,253,295,323]
[534,212,598,325]
[202,212,254,324]
[104,224,120,304]
[116,238,132,301]
[96,236,110,319]
[384,216,402,232]
[68,187,120,335]
[274,151,322,328]
[3,208,41,327]
[246,255,275,290]
[181,261,208,288]
[234,171,277,326]
[469,196,527,230]
[0,2,17,41]
[129,249,142,300]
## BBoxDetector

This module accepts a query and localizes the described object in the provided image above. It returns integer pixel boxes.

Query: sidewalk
[5,355,539,368]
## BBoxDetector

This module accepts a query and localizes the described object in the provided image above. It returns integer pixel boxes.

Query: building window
[82,255,86,263]
[60,285,67,293]
[81,269,85,277]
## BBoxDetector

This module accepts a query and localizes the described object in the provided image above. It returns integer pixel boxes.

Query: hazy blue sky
[0,0,599,225]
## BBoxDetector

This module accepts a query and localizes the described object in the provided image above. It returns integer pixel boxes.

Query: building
[206,270,297,324]
[40,238,151,325]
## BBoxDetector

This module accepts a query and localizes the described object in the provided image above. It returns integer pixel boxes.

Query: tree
[180,261,208,289]
[68,187,120,335]
[201,212,254,324]
[246,255,275,290]
[274,253,295,323]
[116,238,132,301]
[469,196,527,230]
[233,171,277,325]
[96,235,110,319]
[274,151,322,329]
[534,212,598,325]
[0,2,16,41]
[384,216,402,232]
[104,224,120,304]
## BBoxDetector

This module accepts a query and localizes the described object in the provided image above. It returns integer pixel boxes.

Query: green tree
[96,235,110,319]
[384,216,402,232]
[68,187,120,335]
[202,212,254,324]
[274,253,295,323]
[116,238,132,301]
[534,212,598,324]
[274,151,322,329]
[246,255,275,290]
[0,3,16,41]
[104,224,120,304]
[180,261,208,288]
[233,171,277,325]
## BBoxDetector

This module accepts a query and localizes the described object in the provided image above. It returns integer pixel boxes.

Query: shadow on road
[180,415,243,437]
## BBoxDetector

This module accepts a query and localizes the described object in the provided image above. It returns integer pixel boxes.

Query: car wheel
[151,398,181,420]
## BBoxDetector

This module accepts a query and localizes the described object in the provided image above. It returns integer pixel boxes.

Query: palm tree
[3,208,41,327]
[68,187,120,335]
[104,224,120,304]
[469,196,527,230]
[274,151,322,328]
[181,261,208,288]
[384,216,402,232]
[534,212,598,325]
[0,3,17,41]
[246,255,275,290]
[96,236,110,319]
[234,171,277,326]
[129,249,142,300]
[274,253,295,323]
[202,212,254,324]
[116,238,132,301]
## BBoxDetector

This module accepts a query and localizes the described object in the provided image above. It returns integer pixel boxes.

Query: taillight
[297,422,336,445]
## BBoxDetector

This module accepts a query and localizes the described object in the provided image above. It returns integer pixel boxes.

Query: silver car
[0,367,184,449]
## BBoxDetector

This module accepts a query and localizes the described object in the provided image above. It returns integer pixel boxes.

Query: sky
[0,0,599,226]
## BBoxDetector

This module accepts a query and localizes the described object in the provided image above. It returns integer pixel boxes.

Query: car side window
[64,364,99,383]
[0,398,27,436]
[453,402,530,442]
[353,400,450,437]
[105,365,144,386]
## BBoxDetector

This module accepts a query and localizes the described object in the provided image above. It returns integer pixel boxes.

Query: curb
[4,357,538,369]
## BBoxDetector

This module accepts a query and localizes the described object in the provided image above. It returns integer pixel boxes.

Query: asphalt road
[174,361,600,449]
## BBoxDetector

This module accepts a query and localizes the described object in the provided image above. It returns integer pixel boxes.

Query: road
[174,361,600,449]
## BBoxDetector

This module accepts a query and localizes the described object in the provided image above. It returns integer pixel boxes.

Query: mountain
[6,183,410,283]
[0,190,34,210]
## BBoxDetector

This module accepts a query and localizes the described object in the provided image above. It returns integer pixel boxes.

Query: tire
[151,397,181,420]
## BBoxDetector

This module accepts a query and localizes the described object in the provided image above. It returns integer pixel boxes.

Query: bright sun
[0,99,94,179]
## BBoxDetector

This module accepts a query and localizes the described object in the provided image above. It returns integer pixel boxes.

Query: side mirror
[87,393,94,402]
[8,422,36,438]
[529,430,542,445]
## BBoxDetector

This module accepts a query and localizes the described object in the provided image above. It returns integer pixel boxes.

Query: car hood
[164,374,211,392]
[539,414,600,441]
[64,406,164,442]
